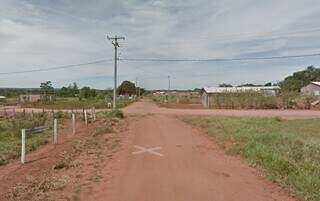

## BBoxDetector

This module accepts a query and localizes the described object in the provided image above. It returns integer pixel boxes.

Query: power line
[120,53,320,62]
[119,27,320,47]
[2,52,320,77]
[0,59,111,75]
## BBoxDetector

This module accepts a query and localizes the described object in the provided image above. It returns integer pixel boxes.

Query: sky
[1,0,320,90]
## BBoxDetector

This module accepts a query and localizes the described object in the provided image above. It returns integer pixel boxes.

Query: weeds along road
[2,99,320,119]
[1,100,316,200]
[122,99,320,119]
[85,99,296,201]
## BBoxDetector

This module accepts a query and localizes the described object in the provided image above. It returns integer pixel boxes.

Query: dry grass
[10,174,68,201]
[185,116,320,201]
[7,110,125,201]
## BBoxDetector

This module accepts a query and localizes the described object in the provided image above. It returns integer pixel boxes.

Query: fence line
[17,110,97,164]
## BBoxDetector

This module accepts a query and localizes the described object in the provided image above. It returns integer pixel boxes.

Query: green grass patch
[184,116,320,201]
[0,113,53,165]
[27,98,134,110]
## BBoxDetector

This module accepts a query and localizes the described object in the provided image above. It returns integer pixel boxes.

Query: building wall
[201,92,210,108]
[301,84,320,96]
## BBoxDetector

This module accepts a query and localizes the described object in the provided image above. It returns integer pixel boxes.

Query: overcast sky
[1,0,320,89]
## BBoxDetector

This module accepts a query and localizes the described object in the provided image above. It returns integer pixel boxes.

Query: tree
[264,82,272,86]
[237,83,261,87]
[219,83,233,87]
[280,66,320,92]
[118,80,136,95]
[193,88,201,92]
[59,86,69,97]
[79,86,96,99]
[72,82,79,96]
[57,82,80,97]
[40,81,54,102]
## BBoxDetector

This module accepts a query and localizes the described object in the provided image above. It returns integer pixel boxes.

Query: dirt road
[81,100,297,201]
[1,100,306,200]
[123,99,320,119]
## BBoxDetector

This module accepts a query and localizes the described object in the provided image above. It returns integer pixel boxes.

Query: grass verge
[9,110,124,200]
[184,116,320,201]
[26,98,134,110]
[0,113,53,165]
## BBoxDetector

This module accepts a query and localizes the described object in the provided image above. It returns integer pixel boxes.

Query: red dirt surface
[93,100,296,201]
[1,99,307,200]
[123,99,320,119]
[0,121,96,200]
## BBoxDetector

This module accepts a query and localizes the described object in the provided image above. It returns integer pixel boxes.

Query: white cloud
[1,0,320,89]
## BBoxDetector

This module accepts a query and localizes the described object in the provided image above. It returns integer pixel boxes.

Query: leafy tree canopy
[58,82,79,97]
[79,86,96,99]
[118,80,136,95]
[280,66,320,92]
[40,81,54,95]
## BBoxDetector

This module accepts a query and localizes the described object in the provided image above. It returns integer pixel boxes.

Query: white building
[201,86,280,108]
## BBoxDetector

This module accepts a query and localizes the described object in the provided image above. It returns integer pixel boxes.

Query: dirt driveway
[79,100,297,201]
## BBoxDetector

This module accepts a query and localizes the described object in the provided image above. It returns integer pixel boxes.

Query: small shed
[201,86,280,108]
[301,82,320,96]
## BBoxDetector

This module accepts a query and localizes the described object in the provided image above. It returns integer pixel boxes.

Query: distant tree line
[0,88,41,98]
[0,80,147,100]
[218,82,277,88]
[57,82,79,97]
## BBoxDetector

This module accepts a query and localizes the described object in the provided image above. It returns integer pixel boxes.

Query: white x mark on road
[132,145,163,157]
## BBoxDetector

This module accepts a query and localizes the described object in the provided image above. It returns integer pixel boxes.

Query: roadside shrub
[98,110,124,120]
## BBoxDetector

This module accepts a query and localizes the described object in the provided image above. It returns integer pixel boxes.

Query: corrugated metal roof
[203,86,280,94]
[311,82,320,86]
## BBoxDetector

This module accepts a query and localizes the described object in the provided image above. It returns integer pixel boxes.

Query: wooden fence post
[21,129,26,164]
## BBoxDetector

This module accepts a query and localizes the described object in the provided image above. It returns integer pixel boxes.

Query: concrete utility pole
[168,75,171,91]
[136,77,141,98]
[136,77,138,98]
[107,35,125,110]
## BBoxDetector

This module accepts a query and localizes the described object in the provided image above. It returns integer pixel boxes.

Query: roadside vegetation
[27,97,133,110]
[151,66,320,110]
[152,91,202,108]
[8,110,124,201]
[0,80,146,111]
[185,116,320,201]
[0,113,53,165]
[152,90,318,110]
[207,91,317,109]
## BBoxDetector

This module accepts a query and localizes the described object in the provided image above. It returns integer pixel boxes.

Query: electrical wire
[2,52,320,76]
[0,59,112,75]
[120,53,320,62]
